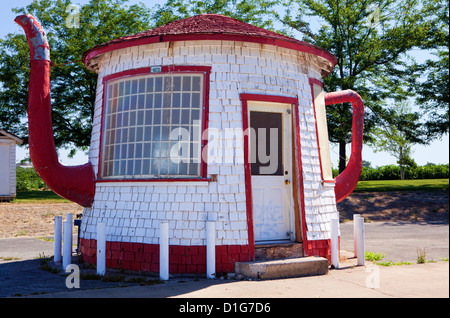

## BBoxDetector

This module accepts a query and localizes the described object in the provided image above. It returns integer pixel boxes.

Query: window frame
[96,66,211,183]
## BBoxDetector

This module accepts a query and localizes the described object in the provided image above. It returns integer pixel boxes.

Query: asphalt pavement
[0,221,448,299]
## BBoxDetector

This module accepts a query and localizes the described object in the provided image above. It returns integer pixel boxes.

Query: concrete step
[235,256,329,280]
[255,242,303,260]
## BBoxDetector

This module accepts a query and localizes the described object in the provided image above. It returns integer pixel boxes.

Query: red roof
[83,14,336,74]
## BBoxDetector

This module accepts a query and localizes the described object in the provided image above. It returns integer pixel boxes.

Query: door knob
[284,179,290,185]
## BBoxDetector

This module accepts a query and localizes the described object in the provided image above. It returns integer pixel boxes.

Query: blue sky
[1,0,448,167]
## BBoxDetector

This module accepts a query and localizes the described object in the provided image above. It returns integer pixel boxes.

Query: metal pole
[330,218,339,269]
[206,221,216,278]
[62,219,72,269]
[353,214,360,257]
[355,216,365,266]
[97,222,106,276]
[54,215,62,263]
[160,222,169,281]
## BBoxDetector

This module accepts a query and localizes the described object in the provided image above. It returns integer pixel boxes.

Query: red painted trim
[97,66,211,182]
[80,238,249,274]
[240,98,255,260]
[239,93,300,260]
[200,68,210,178]
[308,77,323,87]
[240,93,298,105]
[292,97,309,248]
[324,90,364,203]
[83,37,160,65]
[308,78,325,181]
[102,67,151,83]
[304,238,332,262]
[16,15,95,208]
[83,33,337,72]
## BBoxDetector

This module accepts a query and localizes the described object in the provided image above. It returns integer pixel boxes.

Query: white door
[0,144,10,195]
[249,102,293,243]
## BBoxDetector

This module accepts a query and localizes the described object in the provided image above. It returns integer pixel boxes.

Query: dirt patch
[338,190,449,223]
[0,203,83,238]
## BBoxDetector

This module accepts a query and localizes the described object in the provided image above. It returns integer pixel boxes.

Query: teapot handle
[324,90,364,203]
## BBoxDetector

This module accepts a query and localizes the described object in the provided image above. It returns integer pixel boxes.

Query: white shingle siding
[81,39,338,246]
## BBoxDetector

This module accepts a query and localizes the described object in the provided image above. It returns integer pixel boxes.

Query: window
[100,70,206,179]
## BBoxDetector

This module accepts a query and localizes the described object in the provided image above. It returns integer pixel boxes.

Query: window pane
[173,76,181,91]
[129,127,135,142]
[127,160,134,175]
[129,111,136,126]
[143,143,151,157]
[145,110,152,126]
[154,93,162,107]
[142,159,150,174]
[144,126,152,141]
[124,81,131,95]
[135,143,142,158]
[120,160,126,175]
[155,77,163,92]
[151,159,159,174]
[171,109,180,125]
[152,126,161,141]
[182,77,191,91]
[153,109,161,125]
[173,93,181,107]
[182,93,191,108]
[192,76,201,91]
[138,78,146,93]
[136,127,143,142]
[134,159,142,175]
[145,94,153,108]
[146,78,154,92]
[137,95,144,109]
[131,79,138,94]
[192,93,200,108]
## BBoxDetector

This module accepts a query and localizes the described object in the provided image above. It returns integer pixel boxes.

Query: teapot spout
[324,90,364,203]
[15,15,95,207]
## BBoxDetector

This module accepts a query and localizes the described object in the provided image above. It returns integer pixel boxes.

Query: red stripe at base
[80,238,250,274]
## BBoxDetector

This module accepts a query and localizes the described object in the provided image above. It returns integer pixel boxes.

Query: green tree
[407,0,449,139]
[369,102,420,179]
[150,0,278,30]
[0,0,152,156]
[276,0,438,173]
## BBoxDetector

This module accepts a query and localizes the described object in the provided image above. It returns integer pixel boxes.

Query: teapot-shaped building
[16,14,364,274]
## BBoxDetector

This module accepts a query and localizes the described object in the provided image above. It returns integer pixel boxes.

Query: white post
[353,214,360,257]
[160,222,169,281]
[97,222,106,276]
[330,218,339,269]
[62,219,72,269]
[206,221,216,278]
[54,215,62,263]
[355,216,365,266]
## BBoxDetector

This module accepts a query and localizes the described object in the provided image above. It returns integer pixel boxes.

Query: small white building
[0,129,23,201]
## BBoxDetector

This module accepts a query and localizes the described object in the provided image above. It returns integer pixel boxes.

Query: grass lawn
[355,178,449,192]
[14,191,69,203]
